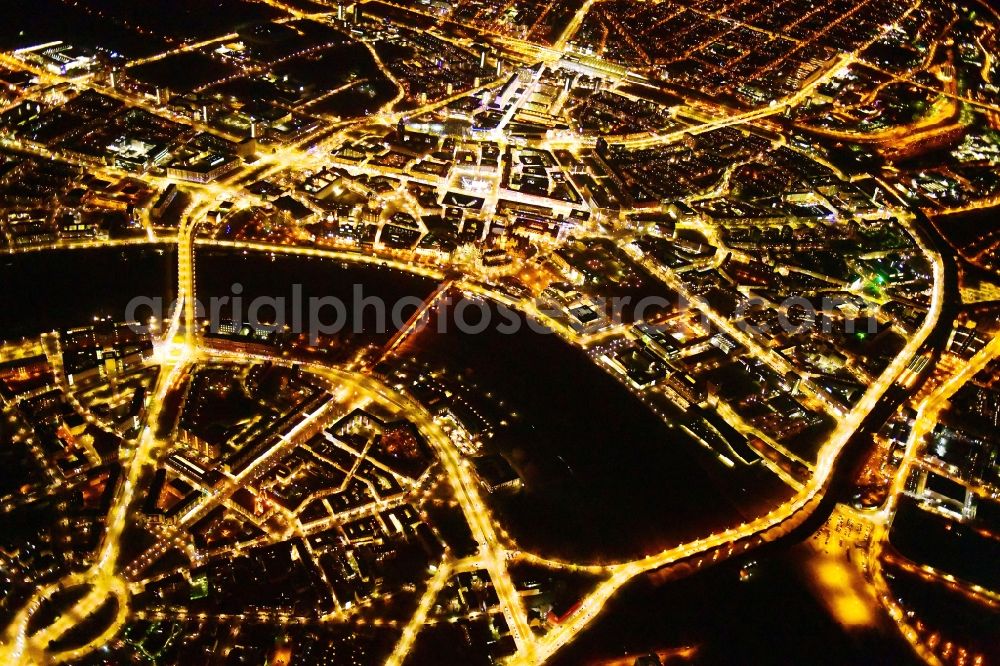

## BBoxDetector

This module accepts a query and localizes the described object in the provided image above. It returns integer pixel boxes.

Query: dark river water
[0,244,175,340]
[549,546,921,666]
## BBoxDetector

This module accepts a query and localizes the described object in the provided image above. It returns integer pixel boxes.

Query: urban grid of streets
[0,0,997,663]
